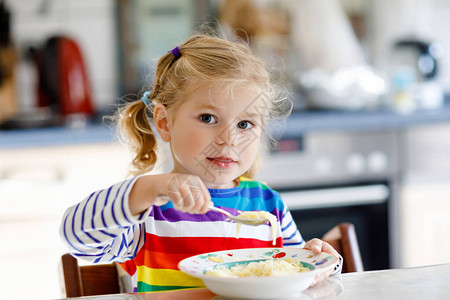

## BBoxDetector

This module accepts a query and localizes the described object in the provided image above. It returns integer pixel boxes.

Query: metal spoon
[208,206,269,226]
[155,195,269,226]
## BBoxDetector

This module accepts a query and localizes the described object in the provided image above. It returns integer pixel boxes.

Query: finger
[305,238,322,254]
[185,176,206,213]
[189,185,205,212]
[185,175,210,214]
[167,190,183,205]
[190,185,202,202]
[169,185,191,212]
[167,175,183,205]
[179,184,195,209]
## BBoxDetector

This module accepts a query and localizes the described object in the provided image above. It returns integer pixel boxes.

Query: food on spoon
[235,211,278,245]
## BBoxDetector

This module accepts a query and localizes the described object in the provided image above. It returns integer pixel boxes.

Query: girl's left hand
[304,238,340,258]
[304,238,341,286]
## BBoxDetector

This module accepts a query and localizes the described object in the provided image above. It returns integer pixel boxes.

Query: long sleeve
[59,177,151,263]
[280,206,305,247]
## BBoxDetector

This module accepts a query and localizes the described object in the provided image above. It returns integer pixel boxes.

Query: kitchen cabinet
[0,142,132,215]
[399,123,450,267]
[0,142,132,300]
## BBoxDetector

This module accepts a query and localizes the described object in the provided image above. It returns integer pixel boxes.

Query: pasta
[235,211,278,245]
[205,258,310,278]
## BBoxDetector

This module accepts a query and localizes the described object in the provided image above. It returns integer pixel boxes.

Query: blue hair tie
[141,90,152,107]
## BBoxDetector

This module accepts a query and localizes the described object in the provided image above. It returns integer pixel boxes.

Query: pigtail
[117,100,158,177]
[114,51,177,178]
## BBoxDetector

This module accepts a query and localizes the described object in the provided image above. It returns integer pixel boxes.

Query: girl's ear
[153,104,171,142]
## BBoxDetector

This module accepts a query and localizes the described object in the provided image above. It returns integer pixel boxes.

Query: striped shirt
[60,177,305,292]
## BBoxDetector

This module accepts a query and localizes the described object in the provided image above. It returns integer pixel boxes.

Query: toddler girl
[60,34,341,293]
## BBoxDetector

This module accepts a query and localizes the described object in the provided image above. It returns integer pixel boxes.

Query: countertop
[283,103,450,137]
[1,99,450,149]
[55,263,450,300]
[0,122,117,149]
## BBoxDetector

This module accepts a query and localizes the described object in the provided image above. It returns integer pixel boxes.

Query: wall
[7,0,118,111]
[399,123,450,267]
[367,0,450,93]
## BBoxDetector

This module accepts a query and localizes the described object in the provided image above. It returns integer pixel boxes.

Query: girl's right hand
[129,173,212,216]
[163,173,212,214]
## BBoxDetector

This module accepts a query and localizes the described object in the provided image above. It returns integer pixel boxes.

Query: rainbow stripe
[117,179,302,292]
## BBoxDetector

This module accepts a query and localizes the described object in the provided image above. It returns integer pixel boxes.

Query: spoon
[155,196,269,226]
[208,206,270,226]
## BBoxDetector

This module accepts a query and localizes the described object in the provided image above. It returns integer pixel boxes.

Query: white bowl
[178,248,338,300]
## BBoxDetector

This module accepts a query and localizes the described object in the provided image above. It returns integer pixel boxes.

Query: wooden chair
[61,253,121,297]
[322,222,364,273]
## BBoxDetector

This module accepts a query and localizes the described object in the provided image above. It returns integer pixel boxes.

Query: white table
[58,263,450,300]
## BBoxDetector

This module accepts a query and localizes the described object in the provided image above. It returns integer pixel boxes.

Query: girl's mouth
[207,156,236,169]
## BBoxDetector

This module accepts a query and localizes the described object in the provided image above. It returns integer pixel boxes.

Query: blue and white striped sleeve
[280,206,305,248]
[59,176,152,264]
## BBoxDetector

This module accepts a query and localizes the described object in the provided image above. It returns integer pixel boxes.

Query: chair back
[61,253,121,297]
[322,222,364,273]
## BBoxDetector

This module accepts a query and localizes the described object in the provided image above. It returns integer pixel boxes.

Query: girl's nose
[215,125,237,147]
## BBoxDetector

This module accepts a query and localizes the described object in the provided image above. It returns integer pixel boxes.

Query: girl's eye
[237,121,253,130]
[199,114,217,124]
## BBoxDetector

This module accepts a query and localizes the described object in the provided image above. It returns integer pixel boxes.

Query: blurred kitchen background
[1,0,450,299]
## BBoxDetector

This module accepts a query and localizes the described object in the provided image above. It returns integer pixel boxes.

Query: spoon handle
[156,196,232,218]
[208,205,233,218]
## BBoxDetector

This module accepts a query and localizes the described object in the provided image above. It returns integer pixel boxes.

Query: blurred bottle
[387,39,444,113]
[390,67,416,113]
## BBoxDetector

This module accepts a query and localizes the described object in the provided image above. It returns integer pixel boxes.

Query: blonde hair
[117,33,291,177]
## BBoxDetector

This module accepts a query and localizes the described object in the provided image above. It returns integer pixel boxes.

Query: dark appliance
[257,130,400,271]
[35,36,95,118]
[393,39,438,80]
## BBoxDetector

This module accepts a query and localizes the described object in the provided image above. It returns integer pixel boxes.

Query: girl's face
[161,85,266,189]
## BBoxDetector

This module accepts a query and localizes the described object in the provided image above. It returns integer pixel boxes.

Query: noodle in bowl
[178,248,338,300]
